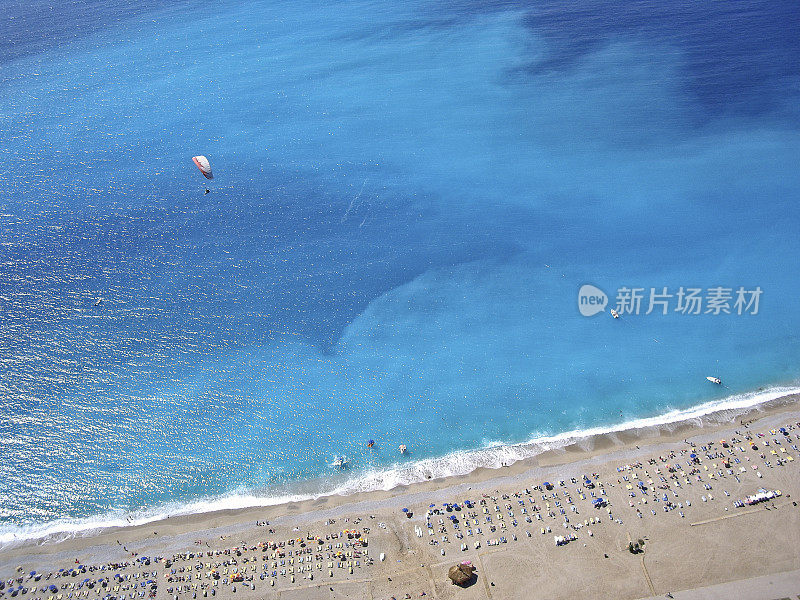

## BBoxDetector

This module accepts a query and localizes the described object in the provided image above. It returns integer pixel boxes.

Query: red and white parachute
[191,155,213,179]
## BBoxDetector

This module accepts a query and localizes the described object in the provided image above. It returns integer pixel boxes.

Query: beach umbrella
[401,508,408,513]
[429,504,435,508]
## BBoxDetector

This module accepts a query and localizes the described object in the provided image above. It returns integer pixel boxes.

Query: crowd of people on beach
[1,560,158,600]
[1,527,374,600]
[401,421,800,557]
[160,527,372,593]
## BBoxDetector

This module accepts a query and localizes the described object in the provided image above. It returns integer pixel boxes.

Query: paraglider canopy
[191,156,213,179]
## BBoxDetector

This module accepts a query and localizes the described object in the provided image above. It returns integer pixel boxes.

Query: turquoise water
[1,0,800,540]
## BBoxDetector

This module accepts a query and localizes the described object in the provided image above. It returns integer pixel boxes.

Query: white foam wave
[518,384,800,451]
[327,385,800,495]
[2,384,797,547]
[0,491,321,548]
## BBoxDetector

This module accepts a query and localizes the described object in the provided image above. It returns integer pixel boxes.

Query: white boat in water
[610,309,619,319]
[706,376,722,385]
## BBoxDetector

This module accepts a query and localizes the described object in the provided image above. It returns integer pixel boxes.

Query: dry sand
[3,394,800,600]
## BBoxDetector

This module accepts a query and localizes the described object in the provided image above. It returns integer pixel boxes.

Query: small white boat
[610,309,619,319]
[706,376,722,385]
[399,444,407,455]
[330,455,348,469]
[93,298,103,307]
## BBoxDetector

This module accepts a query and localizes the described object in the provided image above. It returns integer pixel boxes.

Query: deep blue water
[1,0,800,538]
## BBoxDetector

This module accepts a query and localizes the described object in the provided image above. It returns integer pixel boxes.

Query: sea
[1,0,800,544]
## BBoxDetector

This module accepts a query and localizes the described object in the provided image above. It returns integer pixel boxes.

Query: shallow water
[1,0,799,539]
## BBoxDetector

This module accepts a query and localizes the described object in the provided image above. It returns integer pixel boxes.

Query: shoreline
[2,392,800,599]
[2,387,798,555]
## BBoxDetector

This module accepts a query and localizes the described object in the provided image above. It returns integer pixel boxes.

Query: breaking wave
[2,384,797,548]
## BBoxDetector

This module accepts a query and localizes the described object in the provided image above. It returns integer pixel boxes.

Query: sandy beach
[3,394,800,600]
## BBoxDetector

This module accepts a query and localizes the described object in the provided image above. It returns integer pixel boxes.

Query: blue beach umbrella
[429,504,435,508]
[401,508,408,513]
